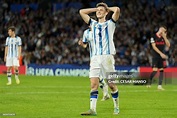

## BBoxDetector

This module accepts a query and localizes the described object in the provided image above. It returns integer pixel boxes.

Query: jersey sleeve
[150,37,155,43]
[5,37,9,46]
[82,30,88,43]
[18,37,22,46]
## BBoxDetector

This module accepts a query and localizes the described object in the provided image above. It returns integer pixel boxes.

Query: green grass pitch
[0,75,177,118]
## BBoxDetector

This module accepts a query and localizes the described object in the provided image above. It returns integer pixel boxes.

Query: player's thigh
[13,58,20,67]
[152,58,159,68]
[6,58,13,67]
[157,58,164,68]
[102,55,115,72]
[89,56,101,78]
[99,55,115,79]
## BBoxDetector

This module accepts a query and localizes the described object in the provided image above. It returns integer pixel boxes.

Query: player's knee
[108,83,117,91]
[91,83,99,90]
[159,69,164,72]
[152,68,158,71]
[7,67,12,71]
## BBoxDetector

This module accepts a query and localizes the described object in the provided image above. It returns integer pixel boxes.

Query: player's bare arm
[4,46,8,62]
[108,7,120,21]
[79,8,97,24]
[151,43,167,59]
[18,46,21,60]
[162,31,170,47]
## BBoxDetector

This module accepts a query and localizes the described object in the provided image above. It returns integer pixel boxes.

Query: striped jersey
[82,28,94,58]
[89,18,116,56]
[5,36,22,58]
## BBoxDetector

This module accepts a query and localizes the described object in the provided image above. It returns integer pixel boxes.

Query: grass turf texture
[0,75,177,118]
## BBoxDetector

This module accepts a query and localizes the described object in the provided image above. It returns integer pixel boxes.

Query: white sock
[99,78,108,96]
[15,75,19,80]
[7,72,12,83]
[103,84,109,96]
[90,90,98,112]
[15,70,19,79]
[111,90,119,108]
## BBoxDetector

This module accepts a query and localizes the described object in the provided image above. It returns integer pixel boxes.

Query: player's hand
[160,53,168,59]
[78,40,83,46]
[161,31,167,39]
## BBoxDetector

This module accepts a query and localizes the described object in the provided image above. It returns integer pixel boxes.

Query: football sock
[149,71,157,85]
[7,71,12,82]
[99,78,104,89]
[158,70,164,85]
[111,90,119,108]
[90,90,98,112]
[15,70,19,79]
[99,78,108,96]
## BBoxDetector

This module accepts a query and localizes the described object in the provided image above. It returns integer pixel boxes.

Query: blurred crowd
[0,0,177,66]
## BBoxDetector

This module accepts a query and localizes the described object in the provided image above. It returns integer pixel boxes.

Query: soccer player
[79,2,120,115]
[147,26,170,90]
[4,26,22,85]
[78,27,110,101]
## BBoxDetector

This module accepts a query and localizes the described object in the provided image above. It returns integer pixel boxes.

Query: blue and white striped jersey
[5,36,22,58]
[89,18,116,56]
[82,29,94,58]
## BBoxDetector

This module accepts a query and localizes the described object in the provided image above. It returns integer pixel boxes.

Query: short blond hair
[96,2,108,11]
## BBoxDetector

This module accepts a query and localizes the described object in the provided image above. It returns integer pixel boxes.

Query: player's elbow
[115,7,120,14]
[79,9,84,15]
[167,43,170,48]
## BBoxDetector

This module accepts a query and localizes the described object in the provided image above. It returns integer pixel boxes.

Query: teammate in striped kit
[79,2,120,115]
[78,27,110,101]
[4,26,22,85]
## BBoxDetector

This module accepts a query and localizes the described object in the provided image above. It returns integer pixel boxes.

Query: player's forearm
[79,8,97,24]
[80,8,97,15]
[18,46,21,57]
[108,7,120,21]
[108,7,120,13]
[4,47,8,57]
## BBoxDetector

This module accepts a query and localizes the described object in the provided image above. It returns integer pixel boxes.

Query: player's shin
[90,90,98,112]
[7,71,12,83]
[149,71,157,85]
[158,70,164,85]
[15,70,19,79]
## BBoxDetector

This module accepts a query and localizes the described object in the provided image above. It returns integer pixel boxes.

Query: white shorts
[89,55,115,79]
[6,57,19,67]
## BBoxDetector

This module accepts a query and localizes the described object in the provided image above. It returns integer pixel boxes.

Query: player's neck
[98,18,106,23]
[11,34,16,38]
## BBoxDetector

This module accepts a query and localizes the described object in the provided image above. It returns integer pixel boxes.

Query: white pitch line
[3,89,177,95]
[0,86,88,89]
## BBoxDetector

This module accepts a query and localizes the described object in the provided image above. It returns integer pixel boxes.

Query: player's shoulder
[15,36,22,40]
[6,36,10,40]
